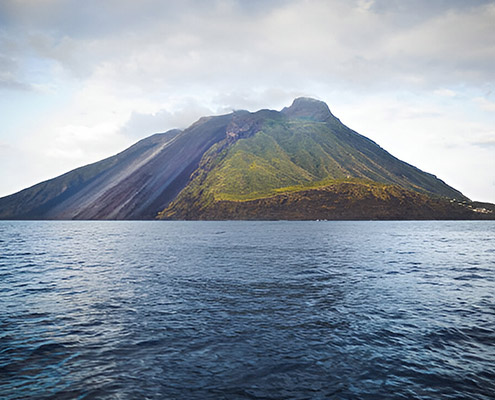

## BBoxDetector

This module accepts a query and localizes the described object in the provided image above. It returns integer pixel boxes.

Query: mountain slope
[1,97,490,220]
[0,114,233,219]
[162,181,480,221]
[159,98,470,219]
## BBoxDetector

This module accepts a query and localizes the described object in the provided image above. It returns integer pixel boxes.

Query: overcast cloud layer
[1,0,494,202]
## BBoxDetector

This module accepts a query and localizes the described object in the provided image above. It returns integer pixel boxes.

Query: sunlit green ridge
[160,98,469,219]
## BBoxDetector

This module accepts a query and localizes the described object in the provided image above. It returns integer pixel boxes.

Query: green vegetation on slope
[161,180,485,221]
[160,112,467,220]
[209,130,316,200]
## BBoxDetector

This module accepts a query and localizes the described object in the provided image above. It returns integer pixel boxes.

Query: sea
[1,220,494,400]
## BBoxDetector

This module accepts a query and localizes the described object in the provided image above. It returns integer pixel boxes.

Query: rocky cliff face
[1,97,492,220]
[281,97,336,122]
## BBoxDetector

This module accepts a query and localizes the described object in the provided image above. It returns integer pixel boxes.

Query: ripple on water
[0,220,494,399]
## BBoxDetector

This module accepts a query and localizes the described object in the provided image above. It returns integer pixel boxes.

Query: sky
[1,0,494,202]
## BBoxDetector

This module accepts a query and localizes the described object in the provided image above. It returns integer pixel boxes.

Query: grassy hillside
[160,110,468,219]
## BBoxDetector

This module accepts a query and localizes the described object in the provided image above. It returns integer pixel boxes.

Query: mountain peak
[1,97,482,221]
[281,97,334,122]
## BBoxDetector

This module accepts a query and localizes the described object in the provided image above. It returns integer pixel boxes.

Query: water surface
[1,221,494,399]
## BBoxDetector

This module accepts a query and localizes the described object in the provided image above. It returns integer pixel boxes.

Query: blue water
[1,221,494,399]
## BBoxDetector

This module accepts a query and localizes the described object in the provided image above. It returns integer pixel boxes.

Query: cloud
[120,99,214,139]
[2,0,494,94]
[471,138,495,148]
[468,126,495,148]
[381,2,495,87]
[0,53,32,91]
[434,88,457,98]
[474,97,495,112]
[0,74,31,90]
